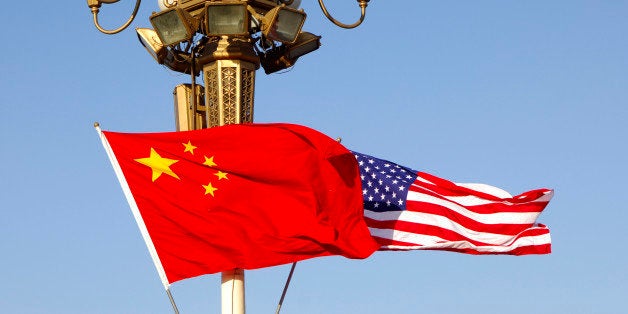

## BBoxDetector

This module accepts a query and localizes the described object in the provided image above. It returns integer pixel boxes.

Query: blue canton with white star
[352,151,418,213]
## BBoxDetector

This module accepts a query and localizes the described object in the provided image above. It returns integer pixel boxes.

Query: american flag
[354,151,552,255]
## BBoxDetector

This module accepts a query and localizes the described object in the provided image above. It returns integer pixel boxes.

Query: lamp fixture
[136,28,167,63]
[205,2,249,37]
[260,32,321,74]
[136,27,197,75]
[285,32,321,60]
[150,7,199,46]
[260,5,306,44]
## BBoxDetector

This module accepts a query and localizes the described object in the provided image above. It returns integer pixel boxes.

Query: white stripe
[417,177,513,199]
[416,176,514,199]
[98,129,171,289]
[405,191,542,225]
[455,183,513,198]
[370,228,551,253]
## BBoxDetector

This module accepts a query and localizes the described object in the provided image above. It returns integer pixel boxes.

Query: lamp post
[87,0,371,313]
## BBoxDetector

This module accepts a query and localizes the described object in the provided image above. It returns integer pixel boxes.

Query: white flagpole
[221,269,245,314]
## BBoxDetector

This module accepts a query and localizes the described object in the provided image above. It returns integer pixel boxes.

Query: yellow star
[203,182,218,196]
[182,141,197,155]
[203,155,217,167]
[135,148,180,182]
[215,171,229,180]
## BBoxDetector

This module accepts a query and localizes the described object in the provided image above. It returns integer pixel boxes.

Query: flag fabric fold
[98,123,379,287]
[353,151,552,255]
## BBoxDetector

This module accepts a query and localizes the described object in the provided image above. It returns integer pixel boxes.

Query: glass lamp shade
[263,6,306,44]
[150,9,194,46]
[205,3,248,36]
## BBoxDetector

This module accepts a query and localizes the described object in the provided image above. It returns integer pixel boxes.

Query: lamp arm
[88,0,142,35]
[317,0,369,29]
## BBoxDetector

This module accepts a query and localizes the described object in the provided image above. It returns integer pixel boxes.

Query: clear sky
[1,1,627,313]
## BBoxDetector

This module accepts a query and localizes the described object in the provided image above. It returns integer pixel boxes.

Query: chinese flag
[99,123,379,286]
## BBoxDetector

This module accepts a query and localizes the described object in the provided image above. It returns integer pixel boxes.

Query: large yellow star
[203,155,217,167]
[203,182,218,196]
[182,141,197,155]
[135,148,180,182]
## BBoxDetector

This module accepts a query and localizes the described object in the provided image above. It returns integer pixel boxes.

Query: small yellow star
[135,148,180,182]
[215,171,229,180]
[203,182,218,196]
[203,156,217,167]
[182,141,197,155]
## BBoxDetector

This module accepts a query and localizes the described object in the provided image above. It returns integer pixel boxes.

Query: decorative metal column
[203,37,257,127]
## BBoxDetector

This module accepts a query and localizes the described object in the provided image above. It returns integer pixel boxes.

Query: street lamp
[87,0,372,313]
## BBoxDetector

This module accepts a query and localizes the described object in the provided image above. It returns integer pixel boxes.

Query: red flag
[99,123,379,286]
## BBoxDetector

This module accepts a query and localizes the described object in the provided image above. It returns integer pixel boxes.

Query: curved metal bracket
[318,0,369,29]
[87,0,142,35]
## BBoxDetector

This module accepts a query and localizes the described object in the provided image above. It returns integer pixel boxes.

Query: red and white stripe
[365,172,552,255]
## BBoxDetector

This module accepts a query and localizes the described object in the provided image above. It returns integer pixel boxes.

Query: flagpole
[166,289,180,314]
[275,262,297,314]
[221,269,246,314]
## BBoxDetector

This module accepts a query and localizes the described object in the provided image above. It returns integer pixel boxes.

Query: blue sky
[1,1,627,313]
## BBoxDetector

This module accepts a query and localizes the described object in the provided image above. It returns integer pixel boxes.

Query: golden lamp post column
[202,37,257,127]
[174,34,259,314]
